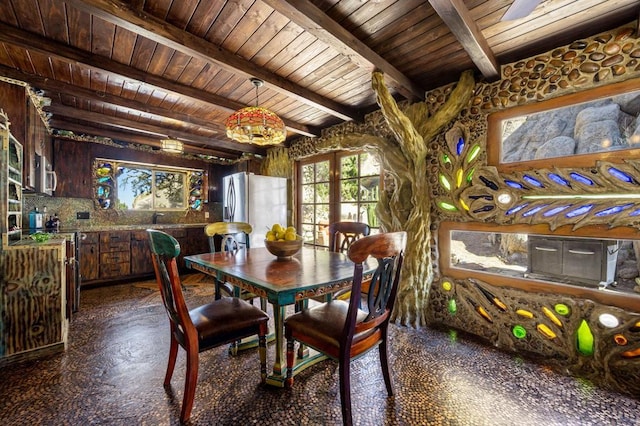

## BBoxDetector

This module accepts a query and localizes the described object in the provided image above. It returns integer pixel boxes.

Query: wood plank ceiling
[0,0,638,160]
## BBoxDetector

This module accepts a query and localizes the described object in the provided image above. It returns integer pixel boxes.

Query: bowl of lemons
[265,224,302,259]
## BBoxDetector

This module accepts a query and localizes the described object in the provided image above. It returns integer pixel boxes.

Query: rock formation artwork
[501,90,640,163]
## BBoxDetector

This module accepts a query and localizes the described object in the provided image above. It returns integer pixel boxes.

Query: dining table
[183,246,377,387]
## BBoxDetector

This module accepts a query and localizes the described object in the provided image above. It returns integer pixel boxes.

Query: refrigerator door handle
[227,178,236,221]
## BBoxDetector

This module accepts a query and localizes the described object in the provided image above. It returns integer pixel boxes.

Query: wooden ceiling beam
[261,0,426,102]
[0,63,227,134]
[0,22,316,138]
[65,0,359,122]
[428,0,500,80]
[45,104,267,155]
[50,119,239,159]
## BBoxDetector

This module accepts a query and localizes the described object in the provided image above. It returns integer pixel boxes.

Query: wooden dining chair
[204,222,266,310]
[328,221,371,254]
[328,221,371,302]
[284,231,406,426]
[147,229,269,424]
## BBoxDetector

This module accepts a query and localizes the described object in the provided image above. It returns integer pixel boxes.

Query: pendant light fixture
[225,78,286,146]
[161,138,183,153]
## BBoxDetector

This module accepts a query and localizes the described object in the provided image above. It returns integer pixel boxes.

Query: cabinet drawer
[100,251,131,264]
[82,232,99,244]
[100,241,130,253]
[100,262,131,278]
[100,231,131,245]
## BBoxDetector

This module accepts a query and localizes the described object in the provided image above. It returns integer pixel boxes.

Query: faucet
[152,212,165,224]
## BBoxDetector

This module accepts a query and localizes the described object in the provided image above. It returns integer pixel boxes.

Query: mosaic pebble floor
[0,274,638,426]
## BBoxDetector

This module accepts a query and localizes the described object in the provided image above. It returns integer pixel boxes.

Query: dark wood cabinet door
[131,231,153,276]
[79,242,99,284]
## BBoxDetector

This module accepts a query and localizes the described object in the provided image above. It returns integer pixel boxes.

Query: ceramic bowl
[264,237,303,259]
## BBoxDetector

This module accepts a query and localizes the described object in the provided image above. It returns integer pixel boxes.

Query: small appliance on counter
[28,207,43,229]
[45,213,61,231]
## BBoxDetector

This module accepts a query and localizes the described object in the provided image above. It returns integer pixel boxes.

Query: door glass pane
[302,224,315,244]
[359,176,380,201]
[340,155,358,178]
[302,183,315,203]
[360,152,380,176]
[363,203,378,227]
[317,204,330,224]
[315,182,330,203]
[302,204,314,223]
[340,202,359,221]
[302,164,314,184]
[315,160,330,182]
[340,178,358,202]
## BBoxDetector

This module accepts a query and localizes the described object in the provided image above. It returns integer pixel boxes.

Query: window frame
[94,158,206,211]
[296,151,382,249]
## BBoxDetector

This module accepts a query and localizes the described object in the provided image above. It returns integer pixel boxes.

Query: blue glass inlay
[548,173,570,187]
[506,203,529,215]
[505,180,525,189]
[523,174,544,188]
[629,208,640,217]
[522,205,547,217]
[569,172,594,186]
[543,205,571,217]
[456,137,465,156]
[97,177,113,185]
[479,176,498,190]
[608,167,635,184]
[595,204,633,217]
[566,204,594,218]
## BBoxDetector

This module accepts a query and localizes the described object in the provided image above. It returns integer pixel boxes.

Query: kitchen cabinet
[79,232,99,283]
[80,227,208,286]
[0,80,52,194]
[130,230,153,276]
[0,240,68,364]
[98,231,131,279]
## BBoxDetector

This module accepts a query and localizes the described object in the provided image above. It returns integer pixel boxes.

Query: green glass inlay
[438,201,458,211]
[512,325,527,339]
[442,154,451,164]
[554,303,570,316]
[576,319,595,356]
[466,167,475,183]
[447,299,457,314]
[439,174,452,191]
[466,144,481,163]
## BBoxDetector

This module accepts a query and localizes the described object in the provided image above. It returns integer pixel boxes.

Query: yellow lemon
[266,231,276,241]
[272,223,283,233]
[284,231,296,241]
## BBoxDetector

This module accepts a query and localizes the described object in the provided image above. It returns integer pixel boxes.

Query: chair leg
[260,297,267,312]
[379,336,394,396]
[338,357,353,426]
[180,347,199,423]
[258,324,268,383]
[285,337,295,388]
[164,332,179,386]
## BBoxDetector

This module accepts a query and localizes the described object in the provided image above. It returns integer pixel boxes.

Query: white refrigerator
[222,172,287,248]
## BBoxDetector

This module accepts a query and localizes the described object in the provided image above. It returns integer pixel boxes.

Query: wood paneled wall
[53,138,234,203]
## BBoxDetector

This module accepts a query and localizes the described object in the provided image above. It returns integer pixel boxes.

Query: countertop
[23,223,210,234]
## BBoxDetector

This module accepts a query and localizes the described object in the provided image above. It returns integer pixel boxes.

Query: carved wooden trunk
[0,241,67,364]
